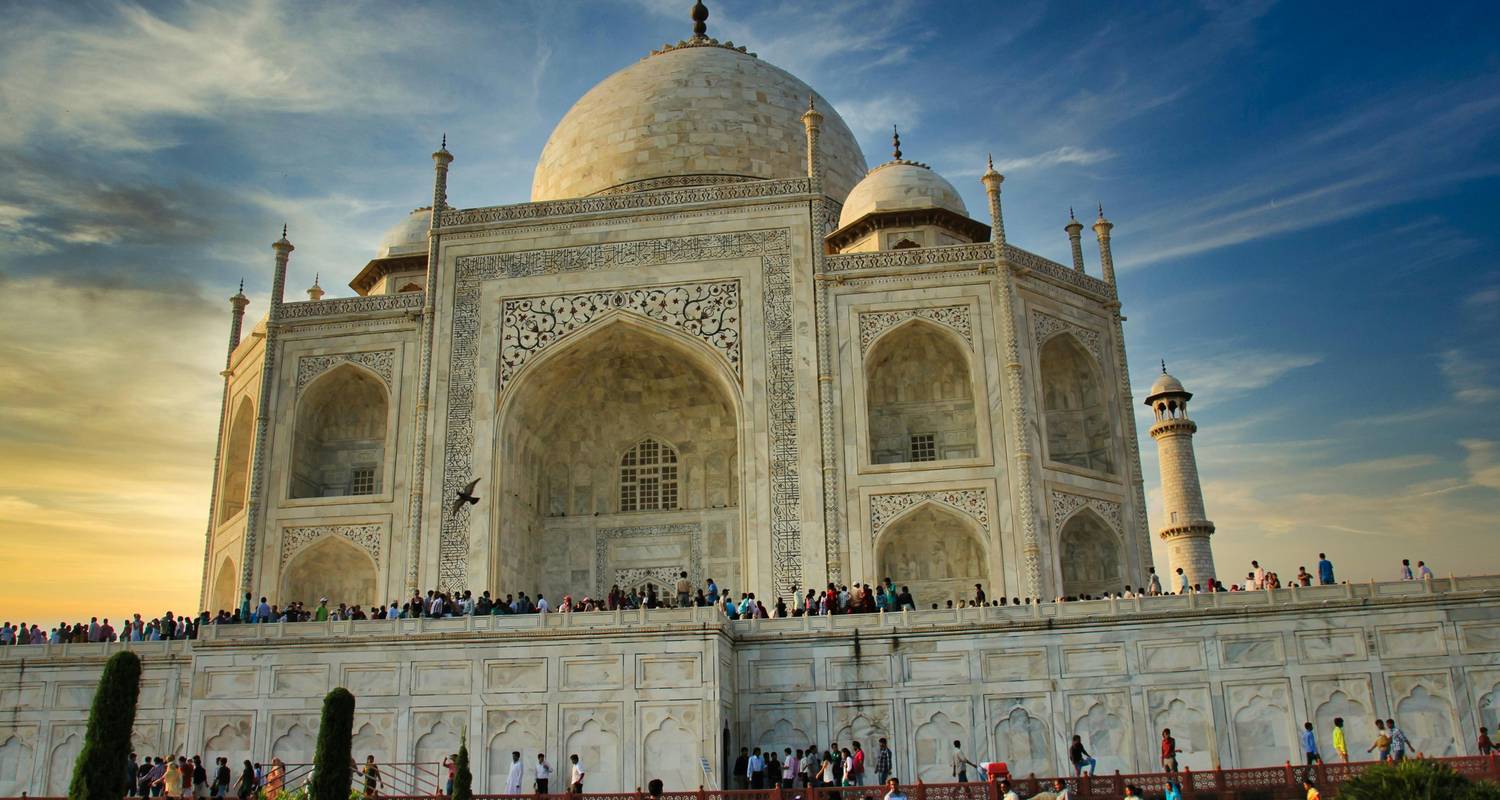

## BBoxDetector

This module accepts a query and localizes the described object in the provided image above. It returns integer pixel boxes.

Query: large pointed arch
[1057,507,1123,597]
[864,317,978,465]
[875,501,988,605]
[209,555,238,614]
[494,314,747,600]
[1039,333,1116,473]
[280,535,379,607]
[218,396,254,524]
[288,363,391,499]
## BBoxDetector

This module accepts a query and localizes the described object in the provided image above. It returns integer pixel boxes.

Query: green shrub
[68,650,142,800]
[452,735,473,800]
[310,688,355,800]
[1336,759,1500,800]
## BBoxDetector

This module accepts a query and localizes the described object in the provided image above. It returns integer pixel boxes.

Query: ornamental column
[1093,205,1116,286]
[240,228,293,594]
[1145,366,1217,588]
[983,157,1042,598]
[1065,209,1085,272]
[199,282,251,608]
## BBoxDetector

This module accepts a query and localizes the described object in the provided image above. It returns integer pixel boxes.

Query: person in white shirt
[1176,568,1189,594]
[1418,561,1434,579]
[568,754,585,793]
[537,595,551,614]
[505,751,523,795]
[1251,560,1265,590]
[998,780,1020,800]
[1050,779,1073,800]
[534,754,552,795]
[882,777,908,800]
[783,749,798,789]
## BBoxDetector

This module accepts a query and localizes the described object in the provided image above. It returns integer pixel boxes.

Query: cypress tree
[310,688,356,800]
[69,650,142,800]
[451,734,472,800]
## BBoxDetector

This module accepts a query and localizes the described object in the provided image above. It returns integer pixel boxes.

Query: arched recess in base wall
[209,556,238,615]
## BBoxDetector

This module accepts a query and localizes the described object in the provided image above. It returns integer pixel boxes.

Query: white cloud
[1463,440,1500,492]
[1440,349,1500,404]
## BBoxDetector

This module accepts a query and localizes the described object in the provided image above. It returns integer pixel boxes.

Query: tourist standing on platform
[1317,554,1335,585]
[234,760,255,800]
[1388,719,1411,762]
[1176,568,1189,594]
[1252,561,1265,589]
[997,779,1019,800]
[784,749,799,789]
[1301,722,1322,765]
[875,738,893,786]
[1147,568,1162,596]
[733,748,749,790]
[504,751,523,794]
[568,754,585,794]
[1401,559,1414,580]
[212,757,231,798]
[1369,720,1391,762]
[749,747,766,789]
[1419,561,1434,579]
[1331,718,1348,763]
[851,741,865,785]
[1069,735,1096,776]
[950,740,977,783]
[534,754,552,795]
[1479,726,1494,756]
[882,777,907,800]
[443,754,457,796]
[1161,729,1180,772]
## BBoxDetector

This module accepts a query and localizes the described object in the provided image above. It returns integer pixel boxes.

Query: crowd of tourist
[0,553,1446,646]
[124,753,274,799]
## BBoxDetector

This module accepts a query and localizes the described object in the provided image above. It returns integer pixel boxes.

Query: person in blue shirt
[1164,780,1183,800]
[1301,722,1322,765]
[706,578,719,605]
[1317,554,1335,585]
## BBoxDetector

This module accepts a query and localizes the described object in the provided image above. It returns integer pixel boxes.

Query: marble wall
[4,579,1499,796]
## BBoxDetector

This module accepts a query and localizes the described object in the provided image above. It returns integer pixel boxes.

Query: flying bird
[450,478,481,517]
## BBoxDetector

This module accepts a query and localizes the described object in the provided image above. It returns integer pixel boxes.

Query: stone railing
[6,575,1494,657]
[438,177,814,228]
[822,242,1115,299]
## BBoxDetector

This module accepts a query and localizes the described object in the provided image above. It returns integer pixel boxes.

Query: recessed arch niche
[218,397,254,523]
[1040,335,1115,473]
[280,536,378,607]
[876,502,987,605]
[209,556,237,614]
[865,320,977,465]
[1058,509,1123,597]
[495,317,743,600]
[288,365,390,499]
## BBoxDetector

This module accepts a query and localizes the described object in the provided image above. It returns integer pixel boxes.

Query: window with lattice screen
[620,438,678,511]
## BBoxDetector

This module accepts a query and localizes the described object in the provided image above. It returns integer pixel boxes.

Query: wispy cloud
[1441,349,1500,404]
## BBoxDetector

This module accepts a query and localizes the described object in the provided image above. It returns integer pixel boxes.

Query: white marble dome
[375,207,431,258]
[838,160,968,227]
[531,44,867,202]
[1149,371,1188,397]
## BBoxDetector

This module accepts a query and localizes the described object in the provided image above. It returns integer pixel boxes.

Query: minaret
[1065,208,1085,272]
[199,281,252,609]
[1093,204,1116,286]
[1145,364,1216,588]
[239,227,293,593]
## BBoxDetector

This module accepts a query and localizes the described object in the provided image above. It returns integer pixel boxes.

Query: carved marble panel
[280,524,383,568]
[200,668,257,699]
[562,655,624,691]
[1031,310,1104,364]
[908,698,974,782]
[1458,620,1500,654]
[1147,686,1215,771]
[826,655,892,689]
[636,654,701,689]
[562,704,622,791]
[858,305,973,352]
[501,281,741,391]
[1387,672,1460,756]
[1139,639,1205,673]
[1067,690,1134,773]
[201,714,253,763]
[830,701,892,753]
[412,661,473,695]
[906,653,972,685]
[486,707,546,792]
[752,660,816,692]
[1220,634,1287,668]
[412,710,466,764]
[982,649,1049,682]
[1061,644,1126,676]
[987,695,1054,779]
[271,665,329,697]
[594,524,702,597]
[485,658,549,694]
[751,704,816,756]
[1304,675,1377,759]
[1295,629,1367,662]
[295,349,395,393]
[1049,489,1123,536]
[639,703,703,792]
[869,489,989,539]
[1225,680,1294,769]
[1377,623,1447,658]
[342,665,400,697]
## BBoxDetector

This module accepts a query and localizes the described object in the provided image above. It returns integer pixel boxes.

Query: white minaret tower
[1145,363,1217,588]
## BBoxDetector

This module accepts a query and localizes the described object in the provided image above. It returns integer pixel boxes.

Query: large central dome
[531,42,867,202]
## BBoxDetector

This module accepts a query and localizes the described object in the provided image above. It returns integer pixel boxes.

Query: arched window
[1040,336,1116,473]
[865,321,977,465]
[1058,510,1123,597]
[218,397,254,523]
[619,438,678,512]
[289,366,389,499]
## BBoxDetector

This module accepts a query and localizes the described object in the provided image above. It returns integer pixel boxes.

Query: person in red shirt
[851,742,865,784]
[1161,729,1181,773]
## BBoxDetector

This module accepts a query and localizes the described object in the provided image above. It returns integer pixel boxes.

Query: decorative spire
[1098,202,1106,220]
[892,125,902,160]
[1070,206,1076,221]
[1161,359,1168,374]
[691,1,708,37]
[808,94,815,112]
[441,133,446,149]
[281,223,287,239]
[237,278,244,294]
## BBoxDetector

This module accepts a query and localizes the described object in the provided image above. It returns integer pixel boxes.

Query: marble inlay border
[868,488,989,540]
[295,350,395,393]
[500,281,740,392]
[441,178,812,227]
[858,305,973,353]
[1032,311,1103,364]
[1049,488,1123,535]
[280,524,383,568]
[594,523,703,597]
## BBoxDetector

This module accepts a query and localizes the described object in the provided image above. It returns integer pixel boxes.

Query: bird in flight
[450,478,481,517]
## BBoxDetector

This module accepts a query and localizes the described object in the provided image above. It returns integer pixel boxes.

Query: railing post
[1284,760,1294,786]
[773,780,783,800]
[914,777,925,800]
[697,784,708,800]
[1182,766,1192,793]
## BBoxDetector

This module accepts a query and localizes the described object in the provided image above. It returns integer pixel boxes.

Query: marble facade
[4,578,1500,795]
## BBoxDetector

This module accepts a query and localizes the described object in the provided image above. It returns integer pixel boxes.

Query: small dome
[1147,371,1188,399]
[375,207,432,258]
[532,44,866,202]
[837,160,968,228]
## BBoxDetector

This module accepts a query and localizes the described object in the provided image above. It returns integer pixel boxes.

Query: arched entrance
[876,503,987,606]
[865,320,978,464]
[1040,335,1115,473]
[281,536,378,607]
[495,319,744,601]
[1058,509,1123,597]
[289,365,389,499]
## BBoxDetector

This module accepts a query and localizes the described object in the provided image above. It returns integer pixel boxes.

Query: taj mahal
[3,5,1499,797]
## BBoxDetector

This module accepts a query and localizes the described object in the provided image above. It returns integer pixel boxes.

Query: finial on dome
[1161,359,1168,374]
[691,1,709,37]
[238,278,244,293]
[307,272,325,302]
[892,125,902,160]
[441,133,447,149]
[808,94,815,112]
[1070,206,1076,221]
[281,223,287,239]
[1098,202,1105,219]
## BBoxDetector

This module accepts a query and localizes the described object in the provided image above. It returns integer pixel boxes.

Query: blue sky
[0,0,1497,620]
